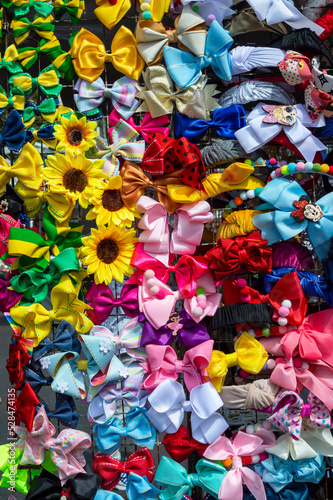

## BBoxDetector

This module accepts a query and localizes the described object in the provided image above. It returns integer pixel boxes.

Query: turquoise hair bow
[163,20,233,89]
[253,177,333,259]
[94,473,159,500]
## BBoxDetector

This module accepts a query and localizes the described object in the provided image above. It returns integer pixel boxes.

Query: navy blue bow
[32,320,81,364]
[0,109,26,153]
[24,366,52,393]
[37,393,79,429]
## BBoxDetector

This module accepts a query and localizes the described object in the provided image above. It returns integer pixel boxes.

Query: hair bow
[0,86,25,114]
[3,0,53,17]
[93,447,155,491]
[163,425,208,463]
[91,322,145,360]
[109,110,170,143]
[7,332,32,388]
[10,15,55,45]
[0,142,43,195]
[25,123,56,148]
[143,379,228,443]
[0,272,23,313]
[38,393,79,429]
[204,432,269,500]
[93,0,130,29]
[175,105,246,143]
[155,456,227,500]
[14,383,40,431]
[94,407,156,454]
[207,332,268,392]
[163,20,233,89]
[22,98,58,127]
[24,366,52,392]
[243,482,312,500]
[74,76,139,117]
[9,65,63,97]
[0,109,26,154]
[32,321,81,363]
[253,177,333,259]
[16,406,91,484]
[0,44,24,74]
[54,0,84,23]
[70,27,144,83]
[126,472,159,500]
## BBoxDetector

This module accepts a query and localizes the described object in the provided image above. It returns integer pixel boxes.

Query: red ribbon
[14,383,40,432]
[163,425,207,463]
[6,336,31,388]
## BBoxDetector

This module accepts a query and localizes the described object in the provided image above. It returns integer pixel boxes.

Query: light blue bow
[163,20,233,89]
[93,473,159,500]
[93,407,156,454]
[253,177,333,259]
[255,454,325,493]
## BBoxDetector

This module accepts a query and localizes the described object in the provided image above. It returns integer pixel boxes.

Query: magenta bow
[16,406,91,484]
[109,109,170,142]
[0,271,23,312]
[142,339,213,392]
[204,432,269,500]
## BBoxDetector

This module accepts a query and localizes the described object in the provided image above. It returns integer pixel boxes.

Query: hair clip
[10,15,55,45]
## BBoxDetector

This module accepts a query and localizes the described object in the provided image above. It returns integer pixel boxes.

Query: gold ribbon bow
[207,331,268,392]
[70,27,144,83]
[0,143,43,195]
[94,0,131,30]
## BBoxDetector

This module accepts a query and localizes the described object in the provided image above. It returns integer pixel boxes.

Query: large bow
[109,109,170,143]
[93,447,155,490]
[253,177,333,259]
[74,76,139,117]
[163,425,208,462]
[0,109,26,154]
[22,98,58,127]
[204,432,268,500]
[0,142,42,195]
[155,456,227,500]
[0,44,24,74]
[94,407,156,454]
[10,15,55,45]
[91,322,145,360]
[32,320,81,362]
[70,27,144,83]
[234,103,326,162]
[14,383,40,432]
[9,65,63,97]
[163,20,233,88]
[93,0,130,29]
[143,379,229,443]
[175,105,246,143]
[207,332,268,392]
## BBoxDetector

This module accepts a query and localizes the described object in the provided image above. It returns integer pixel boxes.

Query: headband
[220,81,296,108]
[225,8,289,38]
[205,303,273,332]
[200,139,268,168]
[271,240,314,270]
[230,47,285,75]
[221,379,279,410]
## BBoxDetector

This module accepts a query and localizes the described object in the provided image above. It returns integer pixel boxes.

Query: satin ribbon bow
[155,456,227,500]
[39,393,79,429]
[14,383,40,432]
[32,320,81,363]
[0,142,42,195]
[137,196,213,265]
[74,76,139,117]
[54,0,84,24]
[90,322,145,360]
[22,98,58,127]
[0,86,25,114]
[142,340,214,392]
[9,65,63,97]
[93,0,130,29]
[2,0,53,17]
[253,177,333,259]
[143,379,229,443]
[0,109,26,154]
[136,5,206,65]
[163,425,208,462]
[16,406,91,484]
[25,123,56,149]
[175,105,246,143]
[109,109,170,143]
[93,447,155,491]
[207,332,268,392]
[0,44,24,74]
[0,272,23,313]
[126,472,159,500]
[94,407,157,454]
[204,432,268,500]
[234,103,326,162]
[10,15,55,45]
[7,333,32,388]
[163,20,233,89]
[70,27,144,83]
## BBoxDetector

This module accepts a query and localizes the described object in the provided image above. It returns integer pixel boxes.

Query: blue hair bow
[93,473,159,500]
[24,366,52,393]
[37,393,79,429]
[163,20,233,89]
[175,105,245,143]
[32,320,81,364]
[0,109,26,153]
[253,177,333,259]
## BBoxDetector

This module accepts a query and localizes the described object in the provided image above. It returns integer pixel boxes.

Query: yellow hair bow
[10,275,93,346]
[10,15,55,45]
[94,0,130,30]
[70,27,144,83]
[0,90,25,112]
[147,0,171,21]
[0,45,24,74]
[10,65,62,97]
[0,143,43,195]
[207,332,268,392]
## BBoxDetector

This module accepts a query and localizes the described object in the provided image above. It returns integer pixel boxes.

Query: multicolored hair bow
[9,65,63,97]
[10,15,55,45]
[22,98,58,127]
[0,85,25,114]
[0,45,24,74]
[90,322,145,360]
[54,0,84,23]
[2,0,53,18]
[109,110,170,143]
[25,123,56,149]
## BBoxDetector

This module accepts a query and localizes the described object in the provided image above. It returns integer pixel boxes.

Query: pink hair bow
[16,406,91,484]
[142,339,214,392]
[204,432,268,500]
[109,109,170,142]
[90,322,146,360]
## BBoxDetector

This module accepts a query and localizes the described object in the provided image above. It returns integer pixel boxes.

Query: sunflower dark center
[96,238,119,264]
[63,169,88,193]
[67,128,83,145]
[102,189,124,212]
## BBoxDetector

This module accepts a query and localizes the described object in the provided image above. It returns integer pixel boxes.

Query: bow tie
[32,320,81,363]
[0,142,42,194]
[175,105,246,143]
[0,109,26,154]
[163,425,208,463]
[14,383,40,432]
[22,98,58,127]
[94,407,157,454]
[10,15,55,45]
[9,64,63,97]
[155,456,227,500]
[207,332,268,392]
[74,76,139,117]
[163,20,233,89]
[70,27,144,83]
[253,177,333,260]
[54,0,84,24]
[0,44,24,74]
[0,86,25,114]
[39,393,79,429]
[143,379,228,443]
[93,447,155,491]
[142,340,213,392]
[6,332,32,388]
[90,321,145,360]
[109,109,170,143]
[26,123,56,149]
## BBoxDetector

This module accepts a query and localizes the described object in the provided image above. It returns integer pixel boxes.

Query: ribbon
[14,383,40,431]
[90,322,146,360]
[204,432,269,500]
[6,333,32,388]
[109,109,170,143]
[265,429,333,460]
[126,472,160,500]
[93,447,155,490]
[9,64,63,97]
[74,76,139,117]
[163,425,208,462]
[207,332,268,392]
[0,142,42,195]
[0,86,25,114]
[38,393,79,429]
[25,123,56,149]
[0,272,23,313]
[70,27,144,83]
[10,15,55,45]
[0,44,24,74]
[0,109,26,154]
[32,320,81,362]
[24,366,52,393]
[94,407,156,454]
[175,105,246,143]
[93,0,130,30]
[22,98,58,127]
[2,0,54,17]
[54,0,84,23]
[163,20,233,89]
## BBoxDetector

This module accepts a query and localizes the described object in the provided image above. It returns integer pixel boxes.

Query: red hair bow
[163,425,207,463]
[12,383,39,432]
[6,335,33,388]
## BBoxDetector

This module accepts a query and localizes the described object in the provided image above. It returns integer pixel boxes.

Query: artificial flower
[54,114,97,153]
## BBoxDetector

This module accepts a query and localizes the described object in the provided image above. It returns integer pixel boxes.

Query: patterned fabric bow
[90,322,145,360]
[143,379,229,443]
[109,109,170,143]
[9,65,63,97]
[0,109,26,154]
[253,177,333,259]
[0,86,25,114]
[22,98,58,127]
[10,15,55,45]
[0,44,24,74]
[163,20,233,89]
[94,407,156,454]
[16,406,91,484]
[38,393,79,429]
[0,142,42,195]
[93,447,155,490]
[207,332,268,392]
[74,76,139,117]
[54,0,84,24]
[32,320,81,363]
[2,0,53,18]
[14,383,40,432]
[163,425,208,463]
[6,331,33,388]
[70,27,144,83]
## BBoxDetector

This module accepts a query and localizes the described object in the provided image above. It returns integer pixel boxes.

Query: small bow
[93,447,155,491]
[109,110,170,143]
[0,44,24,74]
[163,20,233,89]
[163,425,208,463]
[24,366,52,392]
[0,109,26,154]
[10,15,55,45]
[22,98,58,127]
[39,393,79,429]
[207,332,268,392]
[32,320,81,362]
[14,383,40,432]
[74,76,139,117]
[9,64,63,97]
[54,0,84,24]
[26,123,56,149]
[0,86,25,114]
[70,27,144,83]
[0,142,42,195]
[91,322,145,360]
[94,407,156,454]
[3,0,54,17]
[126,472,160,500]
